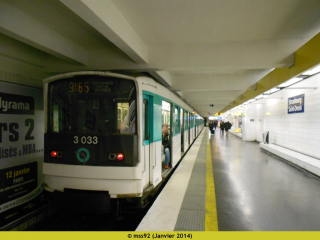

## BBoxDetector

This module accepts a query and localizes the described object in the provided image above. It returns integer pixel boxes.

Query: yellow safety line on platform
[205,133,218,231]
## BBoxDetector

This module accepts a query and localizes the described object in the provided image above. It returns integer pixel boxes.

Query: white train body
[42,71,204,210]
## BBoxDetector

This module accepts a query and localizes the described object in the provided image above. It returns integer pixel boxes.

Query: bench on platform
[260,143,320,177]
[229,130,243,139]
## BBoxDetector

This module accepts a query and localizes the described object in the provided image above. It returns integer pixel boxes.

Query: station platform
[137,127,320,231]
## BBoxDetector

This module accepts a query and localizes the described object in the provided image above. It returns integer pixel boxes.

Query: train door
[180,109,184,154]
[161,100,172,173]
[184,111,188,152]
[194,116,196,136]
[142,94,151,188]
[188,112,190,146]
[190,113,192,141]
[172,105,181,167]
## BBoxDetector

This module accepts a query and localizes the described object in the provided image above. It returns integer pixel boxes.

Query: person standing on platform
[213,120,218,130]
[209,121,214,134]
[220,120,225,135]
[162,124,170,169]
[225,121,232,137]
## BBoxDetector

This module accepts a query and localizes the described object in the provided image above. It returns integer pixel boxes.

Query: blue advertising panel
[288,94,305,114]
[0,82,45,228]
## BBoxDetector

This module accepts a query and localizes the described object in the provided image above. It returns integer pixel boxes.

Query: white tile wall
[256,74,320,159]
[224,73,320,159]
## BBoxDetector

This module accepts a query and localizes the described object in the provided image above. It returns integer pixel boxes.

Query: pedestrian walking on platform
[220,121,225,135]
[225,121,232,137]
[209,121,214,134]
[213,120,218,130]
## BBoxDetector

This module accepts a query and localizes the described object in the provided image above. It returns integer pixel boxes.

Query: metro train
[42,71,204,213]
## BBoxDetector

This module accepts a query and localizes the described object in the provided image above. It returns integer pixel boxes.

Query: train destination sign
[68,81,113,93]
[288,94,305,114]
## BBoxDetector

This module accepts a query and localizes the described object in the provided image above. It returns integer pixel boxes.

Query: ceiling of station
[1,0,320,116]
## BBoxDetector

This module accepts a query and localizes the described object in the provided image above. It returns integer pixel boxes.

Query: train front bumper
[43,163,143,198]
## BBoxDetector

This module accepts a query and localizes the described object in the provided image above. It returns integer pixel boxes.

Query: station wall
[226,73,320,160]
[258,74,320,159]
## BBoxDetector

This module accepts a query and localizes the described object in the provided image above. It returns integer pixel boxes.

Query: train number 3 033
[73,136,98,145]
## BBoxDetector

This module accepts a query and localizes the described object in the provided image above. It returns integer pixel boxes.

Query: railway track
[27,197,156,231]
[28,207,150,231]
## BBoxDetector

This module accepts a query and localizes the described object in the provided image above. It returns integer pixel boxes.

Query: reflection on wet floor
[210,128,320,231]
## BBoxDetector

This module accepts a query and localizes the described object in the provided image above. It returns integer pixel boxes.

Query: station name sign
[288,94,305,114]
[0,92,34,115]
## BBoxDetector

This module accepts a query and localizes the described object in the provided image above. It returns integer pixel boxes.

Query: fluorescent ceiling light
[264,88,280,95]
[263,94,269,98]
[302,65,320,76]
[278,77,303,88]
[248,99,256,103]
[270,88,280,93]
[255,94,263,99]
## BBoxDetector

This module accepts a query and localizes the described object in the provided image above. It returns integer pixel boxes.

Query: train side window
[52,101,70,133]
[162,100,171,131]
[180,109,184,153]
[117,108,121,121]
[117,102,130,133]
[180,109,183,130]
[52,102,60,133]
[174,106,179,134]
[143,99,149,140]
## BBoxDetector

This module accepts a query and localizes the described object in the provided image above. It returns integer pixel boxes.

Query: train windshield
[48,76,136,135]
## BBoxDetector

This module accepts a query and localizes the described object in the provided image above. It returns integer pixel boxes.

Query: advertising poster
[0,82,45,228]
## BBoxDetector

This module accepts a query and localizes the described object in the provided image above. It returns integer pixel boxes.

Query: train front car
[43,72,140,213]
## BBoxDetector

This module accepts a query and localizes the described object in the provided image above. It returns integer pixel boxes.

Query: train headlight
[117,153,124,160]
[109,153,124,160]
[51,151,62,158]
[51,151,57,157]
